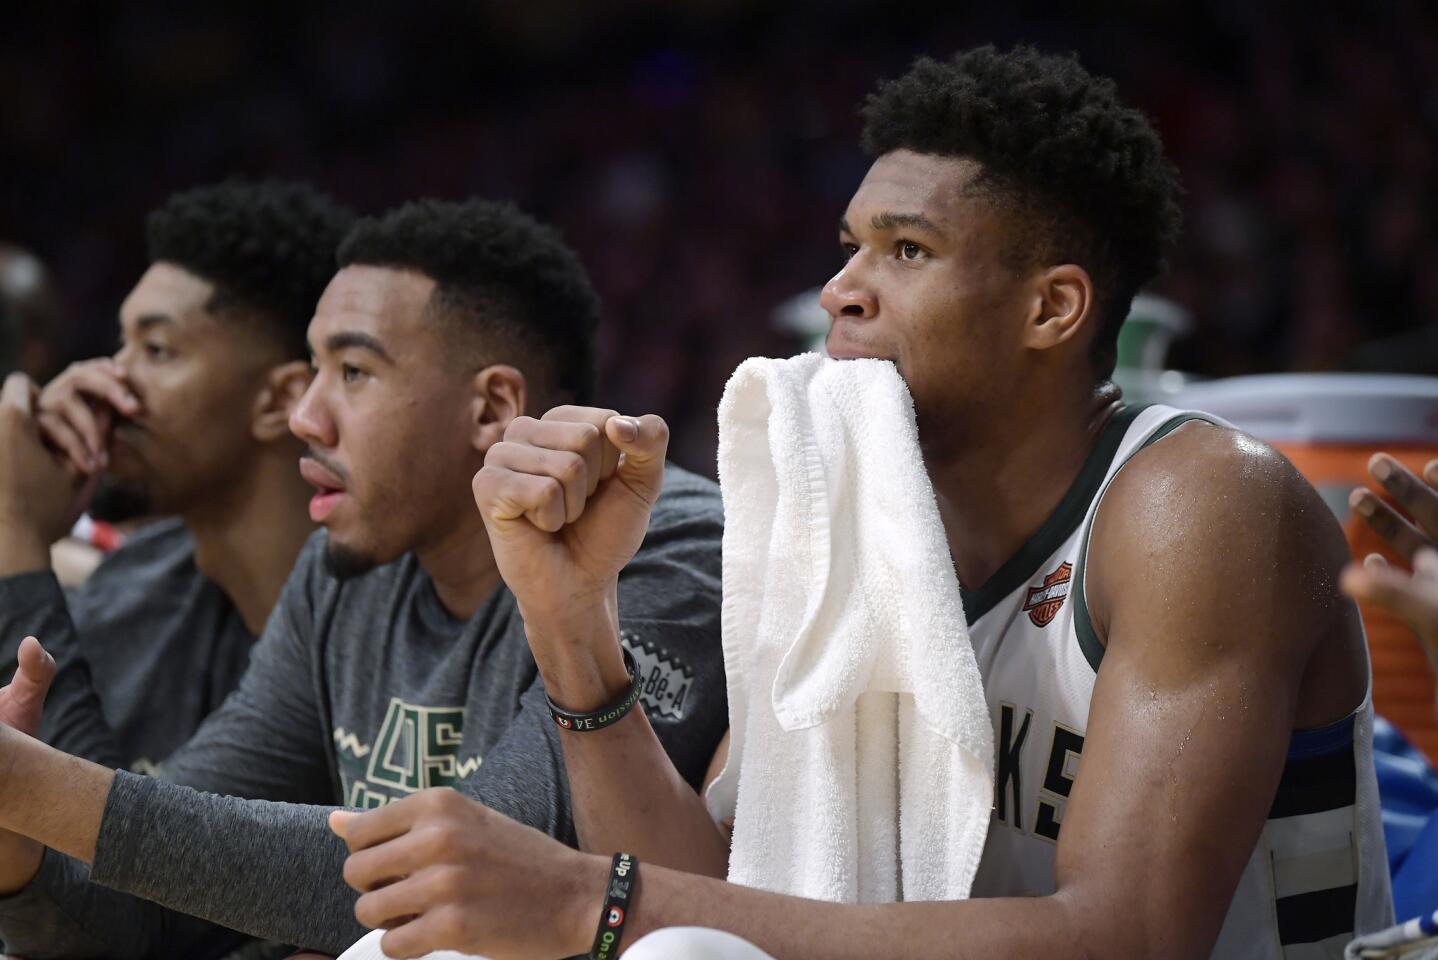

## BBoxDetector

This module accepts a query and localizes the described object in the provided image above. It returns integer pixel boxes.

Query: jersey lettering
[1035,724,1085,842]
[995,702,1033,831]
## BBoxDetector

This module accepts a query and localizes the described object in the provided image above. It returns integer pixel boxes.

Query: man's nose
[289,378,336,448]
[819,260,878,321]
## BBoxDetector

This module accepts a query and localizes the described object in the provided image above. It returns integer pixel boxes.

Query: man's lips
[299,456,348,523]
[824,325,895,362]
[825,341,897,362]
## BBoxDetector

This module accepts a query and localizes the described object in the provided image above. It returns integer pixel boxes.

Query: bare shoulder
[1086,420,1360,680]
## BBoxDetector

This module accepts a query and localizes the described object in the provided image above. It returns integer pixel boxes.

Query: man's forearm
[612,863,1089,960]
[525,611,730,876]
[88,773,365,952]
[0,726,110,863]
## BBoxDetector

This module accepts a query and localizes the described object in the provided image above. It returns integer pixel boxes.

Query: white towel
[705,353,994,903]
[334,929,485,960]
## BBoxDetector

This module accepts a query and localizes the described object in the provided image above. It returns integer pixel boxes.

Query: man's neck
[184,445,315,635]
[415,511,503,623]
[928,385,1122,593]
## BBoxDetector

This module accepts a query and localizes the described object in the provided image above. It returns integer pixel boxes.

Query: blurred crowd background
[1,0,1435,473]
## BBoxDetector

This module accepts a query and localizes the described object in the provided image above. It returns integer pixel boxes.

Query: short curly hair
[860,45,1183,379]
[147,180,354,359]
[337,198,601,405]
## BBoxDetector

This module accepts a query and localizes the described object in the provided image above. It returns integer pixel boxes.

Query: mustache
[302,447,351,486]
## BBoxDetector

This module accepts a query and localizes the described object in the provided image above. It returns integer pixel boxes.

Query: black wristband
[548,648,643,732]
[591,852,638,960]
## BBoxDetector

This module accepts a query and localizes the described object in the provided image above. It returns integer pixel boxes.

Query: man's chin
[88,475,156,524]
[323,540,383,581]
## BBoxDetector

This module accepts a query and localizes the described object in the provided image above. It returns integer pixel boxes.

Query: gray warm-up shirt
[0,518,256,774]
[0,464,726,959]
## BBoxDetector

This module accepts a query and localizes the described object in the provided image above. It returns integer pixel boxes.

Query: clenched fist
[472,406,668,629]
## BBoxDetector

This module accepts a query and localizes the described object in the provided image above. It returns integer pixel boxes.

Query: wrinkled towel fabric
[705,353,994,903]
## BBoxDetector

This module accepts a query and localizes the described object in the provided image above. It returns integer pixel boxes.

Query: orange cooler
[1174,374,1438,762]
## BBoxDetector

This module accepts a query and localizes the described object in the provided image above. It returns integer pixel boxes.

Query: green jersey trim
[960,404,1146,625]
[1072,413,1215,672]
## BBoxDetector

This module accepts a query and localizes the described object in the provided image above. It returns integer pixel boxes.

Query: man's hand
[472,407,668,707]
[0,373,99,571]
[0,637,56,894]
[330,789,605,960]
[473,407,669,623]
[1341,453,1438,683]
[35,357,139,474]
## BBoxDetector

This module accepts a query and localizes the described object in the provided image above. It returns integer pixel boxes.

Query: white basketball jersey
[966,404,1393,959]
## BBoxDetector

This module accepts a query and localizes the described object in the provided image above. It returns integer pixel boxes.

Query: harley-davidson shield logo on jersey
[1023,562,1073,627]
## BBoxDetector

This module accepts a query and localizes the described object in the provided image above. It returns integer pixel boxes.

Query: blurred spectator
[0,245,64,382]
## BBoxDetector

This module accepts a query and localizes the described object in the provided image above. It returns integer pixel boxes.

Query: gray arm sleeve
[0,547,358,958]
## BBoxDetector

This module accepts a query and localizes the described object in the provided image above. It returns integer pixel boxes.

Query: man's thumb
[605,414,668,504]
[15,637,55,696]
[0,637,55,734]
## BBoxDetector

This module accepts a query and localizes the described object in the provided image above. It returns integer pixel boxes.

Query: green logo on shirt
[334,697,483,808]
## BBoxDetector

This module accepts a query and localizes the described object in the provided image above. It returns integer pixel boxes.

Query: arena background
[0,0,1434,475]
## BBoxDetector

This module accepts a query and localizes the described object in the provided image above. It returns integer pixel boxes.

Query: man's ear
[1022,263,1094,353]
[471,364,528,453]
[252,361,313,443]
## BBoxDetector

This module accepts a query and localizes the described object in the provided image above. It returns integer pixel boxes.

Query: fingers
[1340,558,1438,638]
[353,864,464,930]
[333,799,422,856]
[534,407,623,492]
[0,373,35,416]
[37,410,97,474]
[1350,487,1430,561]
[378,908,473,960]
[328,809,357,841]
[35,361,136,469]
[41,360,139,420]
[1415,546,1438,578]
[39,392,109,471]
[484,442,593,525]
[473,468,567,534]
[1368,454,1438,539]
[606,413,669,507]
[343,825,458,894]
[476,407,667,534]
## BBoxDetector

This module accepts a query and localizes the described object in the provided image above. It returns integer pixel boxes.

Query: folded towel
[705,353,993,903]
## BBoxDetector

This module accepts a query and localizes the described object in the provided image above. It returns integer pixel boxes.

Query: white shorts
[336,925,776,960]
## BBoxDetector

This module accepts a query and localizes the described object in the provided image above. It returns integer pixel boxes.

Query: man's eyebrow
[839,216,852,235]
[870,211,943,235]
[134,314,176,332]
[320,330,395,363]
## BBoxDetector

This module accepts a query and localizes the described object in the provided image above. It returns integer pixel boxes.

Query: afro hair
[146,180,354,359]
[337,198,601,405]
[860,45,1183,378]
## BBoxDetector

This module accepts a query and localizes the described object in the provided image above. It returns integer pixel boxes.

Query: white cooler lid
[1170,374,1438,444]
